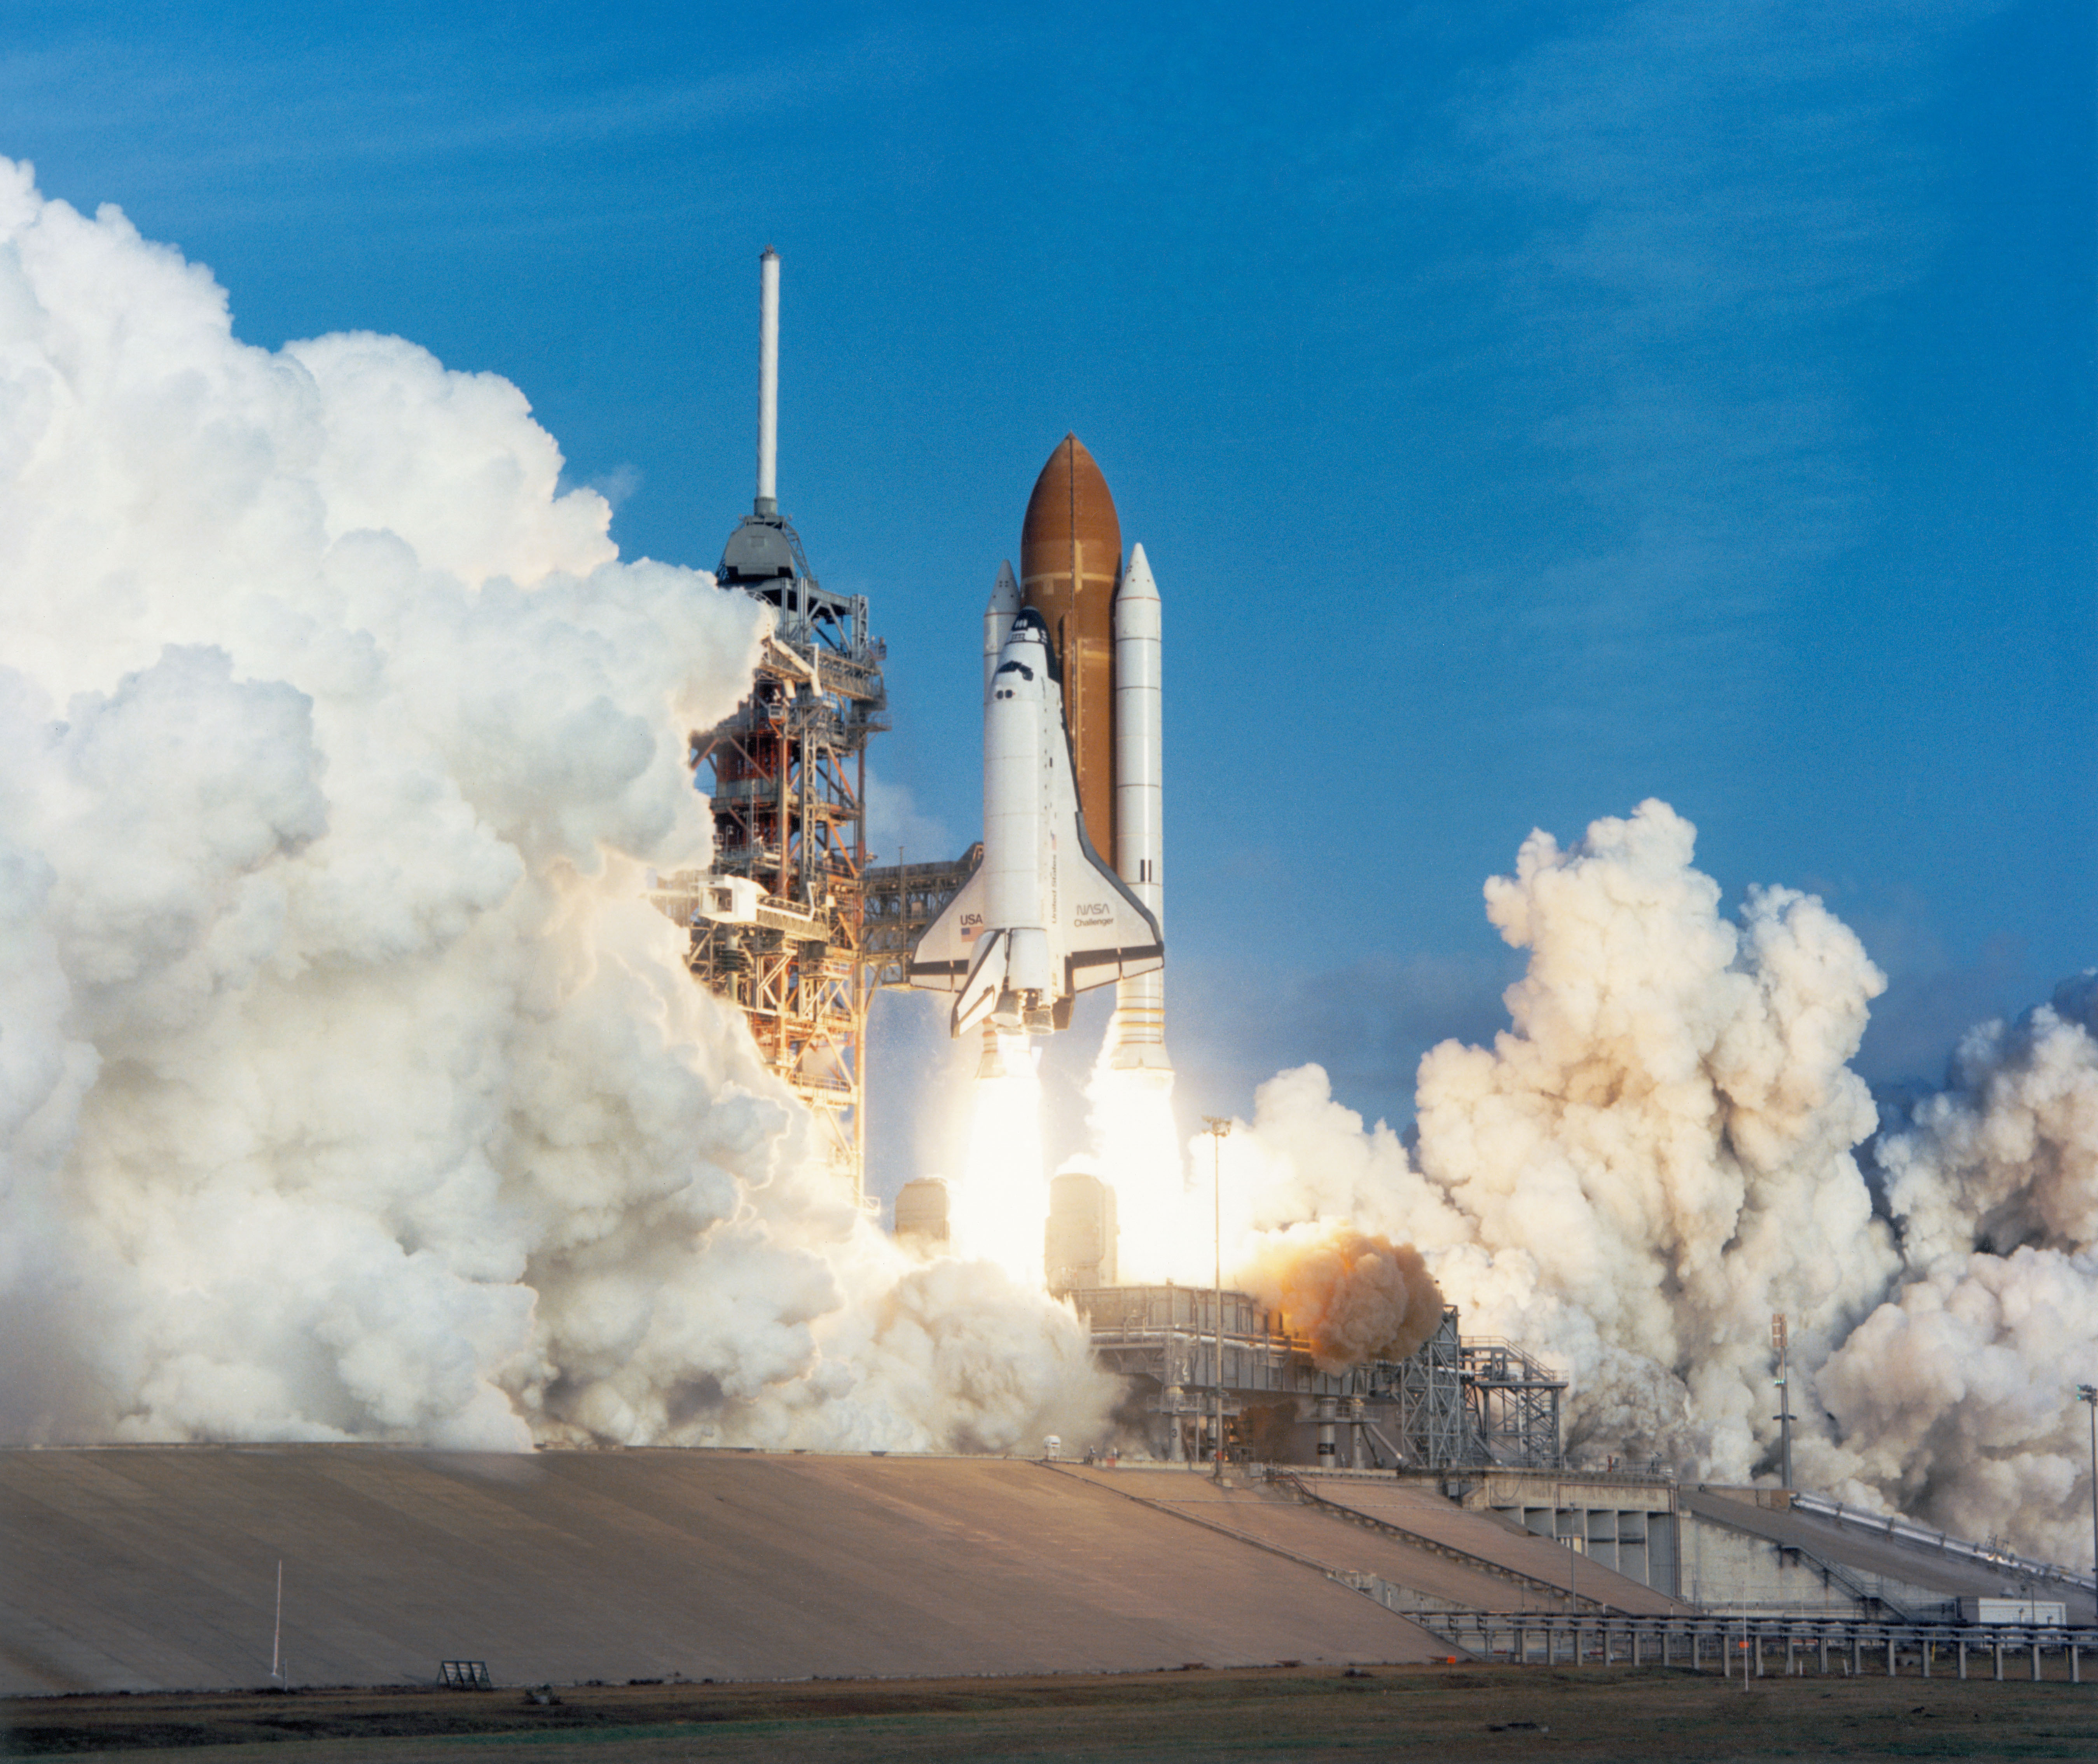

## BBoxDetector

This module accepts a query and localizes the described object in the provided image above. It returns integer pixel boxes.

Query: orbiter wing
[907,864,988,993]
[909,782,1160,1038]
[1054,827,1163,993]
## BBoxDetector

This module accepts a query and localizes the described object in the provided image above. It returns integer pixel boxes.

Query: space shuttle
[908,607,1160,1034]
[909,436,1171,1066]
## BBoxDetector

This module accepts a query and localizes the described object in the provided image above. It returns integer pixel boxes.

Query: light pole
[2078,1384,2098,1580]
[1772,1313,1793,1490]
[1204,1117,1231,1482]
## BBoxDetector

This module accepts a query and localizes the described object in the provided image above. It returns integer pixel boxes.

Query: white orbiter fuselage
[908,609,1162,1035]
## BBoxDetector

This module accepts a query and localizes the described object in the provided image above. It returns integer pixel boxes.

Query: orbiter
[910,436,1172,1070]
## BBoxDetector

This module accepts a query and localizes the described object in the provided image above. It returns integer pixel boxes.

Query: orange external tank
[1018,433,1122,860]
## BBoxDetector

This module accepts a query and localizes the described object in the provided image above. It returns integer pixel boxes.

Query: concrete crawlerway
[2,1448,1476,1694]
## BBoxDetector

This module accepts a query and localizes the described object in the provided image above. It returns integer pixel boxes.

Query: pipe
[756,248,779,516]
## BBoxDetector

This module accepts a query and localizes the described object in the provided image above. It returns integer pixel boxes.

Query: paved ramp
[1685,1488,2098,1621]
[1297,1479,1687,1616]
[1062,1467,1587,1614]
[0,1448,1448,1694]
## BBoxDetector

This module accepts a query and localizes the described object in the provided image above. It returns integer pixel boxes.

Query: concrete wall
[0,1446,1452,1695]
[1504,1505,1679,1598]
[1680,1515,1866,1617]
[1678,1510,1958,1618]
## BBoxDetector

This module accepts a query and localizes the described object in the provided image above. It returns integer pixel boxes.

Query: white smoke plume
[0,161,1111,1454]
[1222,799,2098,1558]
[1815,975,2098,1562]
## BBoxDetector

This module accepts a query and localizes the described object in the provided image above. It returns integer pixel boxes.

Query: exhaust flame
[946,1033,1048,1284]
[1085,1064,1191,1283]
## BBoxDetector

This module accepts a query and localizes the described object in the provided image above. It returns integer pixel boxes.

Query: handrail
[1411,1608,2098,1678]
[1772,1540,1916,1624]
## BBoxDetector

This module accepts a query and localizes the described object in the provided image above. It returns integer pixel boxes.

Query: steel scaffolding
[1065,1289,1563,1470]
[861,848,981,989]
[662,510,887,1200]
[1462,1336,1567,1471]
[1387,1309,1473,1470]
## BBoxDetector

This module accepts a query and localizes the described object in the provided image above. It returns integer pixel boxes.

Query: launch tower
[661,250,888,1200]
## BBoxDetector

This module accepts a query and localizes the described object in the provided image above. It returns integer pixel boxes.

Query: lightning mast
[659,249,888,1201]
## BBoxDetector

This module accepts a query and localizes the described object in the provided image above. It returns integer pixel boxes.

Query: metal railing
[1383,1608,2098,1682]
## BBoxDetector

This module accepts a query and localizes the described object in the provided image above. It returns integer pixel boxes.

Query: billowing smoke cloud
[1239,1228,1443,1373]
[0,160,1111,1454]
[1223,799,2098,1558]
[1814,975,2098,1562]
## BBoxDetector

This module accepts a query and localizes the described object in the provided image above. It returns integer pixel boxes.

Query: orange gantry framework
[672,511,888,1201]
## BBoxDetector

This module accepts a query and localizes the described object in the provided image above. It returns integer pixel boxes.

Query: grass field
[8,1665,2098,1762]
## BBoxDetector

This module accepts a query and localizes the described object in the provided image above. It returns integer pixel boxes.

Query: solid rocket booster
[1109,542,1169,1070]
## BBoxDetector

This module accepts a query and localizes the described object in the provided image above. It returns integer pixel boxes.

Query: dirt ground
[7,1665,2098,1762]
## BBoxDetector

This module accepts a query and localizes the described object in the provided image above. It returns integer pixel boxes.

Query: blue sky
[7,1,2091,1188]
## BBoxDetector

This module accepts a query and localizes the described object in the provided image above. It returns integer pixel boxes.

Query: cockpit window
[995,660,1034,681]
